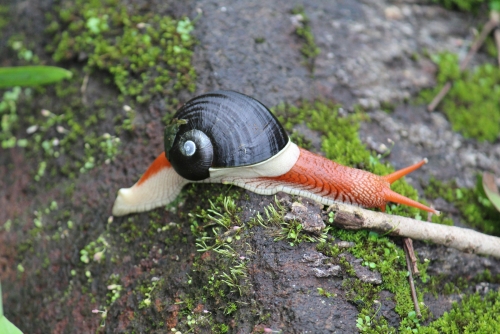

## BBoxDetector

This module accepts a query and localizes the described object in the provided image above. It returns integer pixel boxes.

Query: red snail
[112,90,438,216]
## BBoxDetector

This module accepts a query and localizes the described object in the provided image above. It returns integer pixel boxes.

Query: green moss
[0,87,22,148]
[0,5,8,35]
[46,0,196,103]
[430,0,486,12]
[291,6,320,73]
[420,52,500,142]
[419,290,500,333]
[425,176,500,236]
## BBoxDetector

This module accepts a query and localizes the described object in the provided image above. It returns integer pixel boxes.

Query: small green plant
[106,274,122,305]
[356,301,382,332]
[80,235,109,264]
[356,315,372,332]
[0,87,22,148]
[317,287,336,298]
[138,279,159,309]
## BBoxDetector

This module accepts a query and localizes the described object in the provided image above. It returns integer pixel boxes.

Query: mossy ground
[431,0,487,12]
[290,6,320,74]
[425,176,500,236]
[419,52,500,142]
[420,290,500,333]
[1,0,500,332]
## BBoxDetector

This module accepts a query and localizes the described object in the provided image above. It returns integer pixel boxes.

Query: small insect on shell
[112,90,439,217]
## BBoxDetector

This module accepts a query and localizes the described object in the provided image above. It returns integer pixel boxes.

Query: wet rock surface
[1,0,500,333]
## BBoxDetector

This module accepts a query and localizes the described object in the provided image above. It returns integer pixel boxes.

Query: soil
[1,0,500,333]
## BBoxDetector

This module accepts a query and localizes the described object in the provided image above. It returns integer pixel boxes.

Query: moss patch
[0,5,9,36]
[420,290,500,333]
[431,0,486,12]
[420,52,500,142]
[1,0,198,182]
[46,0,196,103]
[291,6,320,74]
[425,176,500,236]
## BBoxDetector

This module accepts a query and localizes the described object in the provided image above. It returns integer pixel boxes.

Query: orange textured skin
[265,148,436,213]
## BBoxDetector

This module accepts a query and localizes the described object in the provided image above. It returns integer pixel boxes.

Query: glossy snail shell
[165,90,289,181]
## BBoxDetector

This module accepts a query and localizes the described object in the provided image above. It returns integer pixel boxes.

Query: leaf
[0,282,23,334]
[482,172,500,212]
[0,317,23,334]
[0,66,72,88]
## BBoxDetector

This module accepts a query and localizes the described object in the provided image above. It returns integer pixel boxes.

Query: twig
[403,238,419,275]
[427,17,499,112]
[494,28,500,66]
[404,240,421,318]
[328,202,500,258]
[81,73,89,105]
[427,82,451,112]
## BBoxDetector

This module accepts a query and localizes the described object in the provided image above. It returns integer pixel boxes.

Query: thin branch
[328,202,500,259]
[404,238,419,275]
[459,18,498,71]
[81,73,89,106]
[427,82,451,112]
[427,17,499,112]
[404,239,421,318]
[494,28,500,66]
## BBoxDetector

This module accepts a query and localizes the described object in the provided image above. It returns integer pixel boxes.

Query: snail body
[112,90,438,216]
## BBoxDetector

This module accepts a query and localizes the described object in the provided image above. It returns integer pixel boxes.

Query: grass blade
[0,66,72,88]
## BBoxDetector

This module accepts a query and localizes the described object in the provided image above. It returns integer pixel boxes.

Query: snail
[112,90,439,216]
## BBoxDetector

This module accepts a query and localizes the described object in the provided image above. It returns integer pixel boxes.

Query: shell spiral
[165,90,289,181]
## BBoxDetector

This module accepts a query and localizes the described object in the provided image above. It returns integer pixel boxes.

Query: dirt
[1,0,500,333]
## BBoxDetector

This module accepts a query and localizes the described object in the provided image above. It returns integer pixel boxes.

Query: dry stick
[328,202,500,259]
[427,18,499,112]
[81,73,89,106]
[495,28,500,66]
[404,238,419,275]
[404,240,421,318]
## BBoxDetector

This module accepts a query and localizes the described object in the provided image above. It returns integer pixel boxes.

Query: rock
[313,265,342,278]
[284,201,326,235]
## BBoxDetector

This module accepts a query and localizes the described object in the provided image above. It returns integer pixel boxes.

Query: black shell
[164,90,289,181]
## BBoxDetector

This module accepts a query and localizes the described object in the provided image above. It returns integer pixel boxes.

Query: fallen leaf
[482,172,500,212]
